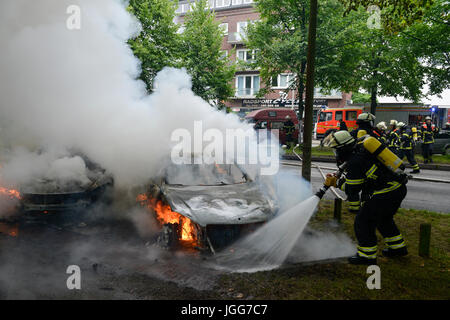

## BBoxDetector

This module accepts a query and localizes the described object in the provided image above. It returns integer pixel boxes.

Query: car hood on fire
[161,181,276,227]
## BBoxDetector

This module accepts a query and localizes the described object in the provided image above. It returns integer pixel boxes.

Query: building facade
[175,0,351,120]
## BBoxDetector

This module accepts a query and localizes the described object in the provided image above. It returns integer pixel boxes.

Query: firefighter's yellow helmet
[323,130,355,149]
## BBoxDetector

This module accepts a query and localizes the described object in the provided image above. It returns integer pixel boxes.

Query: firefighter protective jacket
[387,129,400,149]
[400,129,415,150]
[421,123,437,144]
[339,150,404,213]
[283,120,295,135]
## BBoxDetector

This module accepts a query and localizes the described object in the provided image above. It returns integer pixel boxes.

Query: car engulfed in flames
[0,154,113,218]
[138,163,278,252]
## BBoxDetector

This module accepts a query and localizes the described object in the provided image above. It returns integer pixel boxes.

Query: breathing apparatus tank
[357,130,367,140]
[362,136,405,174]
[411,126,418,141]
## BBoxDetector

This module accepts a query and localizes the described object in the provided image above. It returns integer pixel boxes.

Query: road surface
[281,161,450,214]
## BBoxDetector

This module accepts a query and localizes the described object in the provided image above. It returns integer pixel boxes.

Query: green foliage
[245,0,369,111]
[128,0,181,92]
[401,0,450,96]
[339,0,434,33]
[339,1,449,111]
[343,28,425,106]
[179,0,236,107]
[351,91,372,103]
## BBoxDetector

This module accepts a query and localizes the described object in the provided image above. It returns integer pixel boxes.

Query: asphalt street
[281,161,450,214]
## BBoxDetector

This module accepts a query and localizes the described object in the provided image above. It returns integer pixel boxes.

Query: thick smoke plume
[0,0,252,193]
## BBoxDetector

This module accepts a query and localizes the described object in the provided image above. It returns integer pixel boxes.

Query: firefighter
[397,122,420,173]
[324,131,408,265]
[339,119,348,131]
[351,113,383,141]
[387,120,400,154]
[421,116,438,163]
[375,121,388,144]
[283,115,295,149]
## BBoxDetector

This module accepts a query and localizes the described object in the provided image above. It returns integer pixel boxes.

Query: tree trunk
[302,0,318,182]
[370,85,377,115]
[297,61,306,121]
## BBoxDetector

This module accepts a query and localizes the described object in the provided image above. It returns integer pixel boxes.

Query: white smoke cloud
[0,0,252,189]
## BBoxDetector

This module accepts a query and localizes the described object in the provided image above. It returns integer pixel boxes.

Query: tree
[339,0,434,33]
[303,0,318,182]
[402,0,450,96]
[128,0,181,92]
[336,1,448,115]
[351,91,372,103]
[341,28,425,115]
[179,0,236,107]
[246,0,369,118]
[245,0,366,180]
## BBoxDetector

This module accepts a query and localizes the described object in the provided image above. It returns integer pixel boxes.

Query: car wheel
[445,146,450,155]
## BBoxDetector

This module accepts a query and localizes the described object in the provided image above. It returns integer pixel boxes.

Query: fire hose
[292,147,346,200]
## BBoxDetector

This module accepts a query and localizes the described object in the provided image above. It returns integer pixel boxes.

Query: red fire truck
[314,107,364,139]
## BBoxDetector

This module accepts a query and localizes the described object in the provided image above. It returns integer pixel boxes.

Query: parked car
[314,107,364,140]
[416,130,450,155]
[245,108,299,145]
[19,154,113,215]
[142,163,278,252]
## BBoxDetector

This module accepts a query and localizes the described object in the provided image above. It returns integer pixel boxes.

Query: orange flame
[137,194,197,242]
[0,186,21,200]
[0,223,19,237]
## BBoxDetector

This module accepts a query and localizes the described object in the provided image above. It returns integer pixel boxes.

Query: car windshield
[165,163,247,186]
[319,112,332,122]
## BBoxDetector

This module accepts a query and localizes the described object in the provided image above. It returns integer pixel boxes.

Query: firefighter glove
[324,174,337,187]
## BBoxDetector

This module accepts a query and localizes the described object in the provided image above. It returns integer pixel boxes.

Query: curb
[282,155,450,171]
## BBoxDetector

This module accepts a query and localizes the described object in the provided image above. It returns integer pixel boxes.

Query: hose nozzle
[315,185,330,199]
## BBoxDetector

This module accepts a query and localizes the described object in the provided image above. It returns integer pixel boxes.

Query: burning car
[1,154,113,217]
[138,163,278,253]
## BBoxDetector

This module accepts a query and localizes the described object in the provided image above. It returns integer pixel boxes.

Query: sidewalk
[282,154,450,171]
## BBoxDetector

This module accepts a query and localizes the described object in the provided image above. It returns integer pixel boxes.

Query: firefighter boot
[382,246,408,258]
[348,254,377,265]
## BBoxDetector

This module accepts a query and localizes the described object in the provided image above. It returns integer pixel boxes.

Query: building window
[216,0,231,7]
[219,23,228,35]
[180,3,189,13]
[232,0,253,4]
[236,75,260,97]
[220,50,228,59]
[236,21,249,41]
[237,49,258,62]
[346,111,357,121]
[272,74,294,89]
[208,0,215,8]
[271,121,285,129]
[315,87,342,97]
